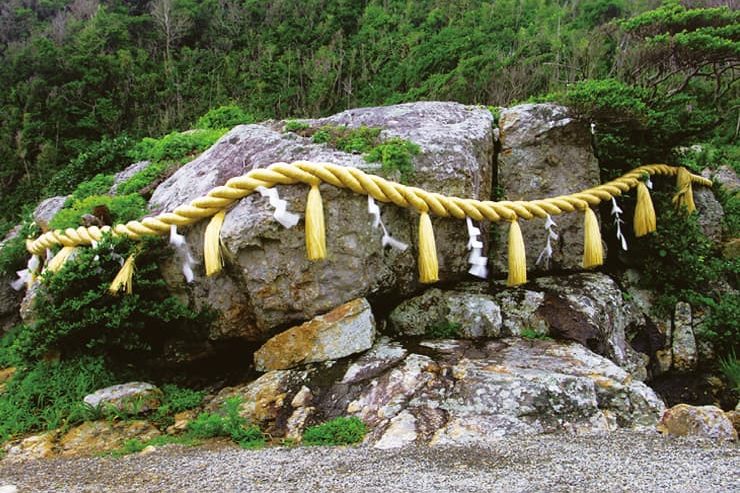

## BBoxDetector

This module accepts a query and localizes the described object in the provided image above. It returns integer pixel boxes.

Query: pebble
[0,431,737,492]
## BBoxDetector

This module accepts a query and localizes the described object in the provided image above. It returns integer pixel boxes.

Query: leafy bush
[0,216,39,277]
[187,397,265,448]
[719,350,740,395]
[45,136,134,197]
[520,328,552,340]
[284,120,310,132]
[48,194,148,231]
[196,105,254,130]
[68,174,115,203]
[128,129,226,163]
[116,162,170,196]
[0,356,117,440]
[365,137,420,181]
[151,385,205,428]
[302,416,366,446]
[427,321,461,338]
[9,236,211,365]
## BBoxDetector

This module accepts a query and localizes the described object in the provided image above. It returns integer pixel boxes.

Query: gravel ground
[0,431,737,493]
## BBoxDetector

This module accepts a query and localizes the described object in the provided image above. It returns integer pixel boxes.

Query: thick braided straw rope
[25,162,712,287]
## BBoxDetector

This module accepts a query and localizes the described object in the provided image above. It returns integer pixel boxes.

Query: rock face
[694,188,724,242]
[2,431,58,462]
[254,298,376,371]
[151,102,495,341]
[658,404,737,441]
[702,165,739,193]
[58,420,161,456]
[496,103,601,272]
[206,337,664,448]
[671,302,697,372]
[492,273,648,379]
[83,382,163,414]
[109,160,150,193]
[388,289,501,338]
[32,196,68,232]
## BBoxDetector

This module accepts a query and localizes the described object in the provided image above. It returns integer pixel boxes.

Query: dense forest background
[0,0,737,229]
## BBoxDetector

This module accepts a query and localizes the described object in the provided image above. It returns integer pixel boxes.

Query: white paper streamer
[170,225,195,283]
[611,198,628,251]
[10,269,28,291]
[11,254,41,291]
[465,217,488,279]
[256,186,300,229]
[646,177,653,189]
[536,215,559,268]
[368,196,408,251]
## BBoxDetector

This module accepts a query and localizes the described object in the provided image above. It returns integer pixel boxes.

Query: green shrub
[187,397,265,448]
[196,105,254,130]
[0,356,117,440]
[128,129,226,163]
[302,416,366,446]
[68,174,115,203]
[427,321,460,338]
[116,162,170,196]
[49,194,148,231]
[9,236,211,365]
[45,135,134,196]
[0,216,39,278]
[151,385,205,428]
[520,328,552,340]
[365,137,420,181]
[284,120,310,132]
[719,350,740,394]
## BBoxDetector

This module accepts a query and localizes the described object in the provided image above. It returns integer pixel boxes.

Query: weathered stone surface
[694,188,724,242]
[657,404,737,441]
[341,337,407,385]
[491,273,648,378]
[388,289,502,338]
[206,368,311,435]
[254,298,375,371]
[32,196,68,232]
[702,165,739,193]
[496,103,601,272]
[725,410,740,435]
[2,431,58,462]
[360,339,664,448]
[58,420,161,456]
[109,160,150,193]
[83,382,163,414]
[151,102,494,340]
[672,302,697,371]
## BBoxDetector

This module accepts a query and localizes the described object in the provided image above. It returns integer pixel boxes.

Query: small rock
[110,161,150,193]
[702,165,739,193]
[0,367,15,385]
[59,420,161,456]
[166,409,198,435]
[83,382,163,414]
[285,406,315,441]
[672,302,697,371]
[374,411,417,449]
[291,386,313,408]
[254,298,376,371]
[389,289,501,338]
[724,410,740,435]
[139,445,157,456]
[2,431,58,462]
[657,404,737,441]
[32,196,68,232]
[0,486,17,493]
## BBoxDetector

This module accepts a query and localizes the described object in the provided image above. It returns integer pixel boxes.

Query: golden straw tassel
[507,219,527,286]
[109,254,136,295]
[417,211,439,283]
[305,184,327,261]
[634,181,657,237]
[46,246,77,273]
[672,167,696,213]
[582,207,604,268]
[204,210,226,276]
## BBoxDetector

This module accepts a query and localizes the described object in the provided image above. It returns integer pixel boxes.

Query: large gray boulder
[495,103,602,272]
[32,196,68,232]
[150,102,495,341]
